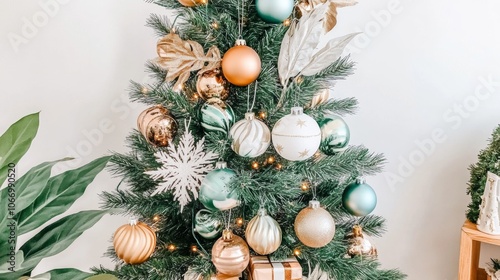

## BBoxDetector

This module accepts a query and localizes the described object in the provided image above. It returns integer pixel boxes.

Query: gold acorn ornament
[222,40,262,86]
[212,229,250,276]
[178,0,206,7]
[294,200,335,248]
[245,208,282,255]
[196,69,229,101]
[137,106,178,147]
[346,225,378,258]
[113,220,157,264]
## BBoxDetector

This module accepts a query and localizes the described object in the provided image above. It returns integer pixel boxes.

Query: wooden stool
[459,220,500,280]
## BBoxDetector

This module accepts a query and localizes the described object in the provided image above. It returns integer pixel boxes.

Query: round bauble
[294,200,335,248]
[199,162,240,211]
[221,40,261,87]
[195,209,222,239]
[272,107,321,161]
[342,179,377,216]
[200,99,235,134]
[197,69,229,101]
[309,89,330,108]
[245,208,282,255]
[113,220,156,264]
[230,112,271,158]
[256,0,294,24]
[318,115,350,155]
[137,105,178,147]
[178,0,206,7]
[212,229,250,276]
[346,225,377,258]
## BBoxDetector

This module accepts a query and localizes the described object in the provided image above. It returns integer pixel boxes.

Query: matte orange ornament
[178,0,206,7]
[221,40,261,86]
[113,220,157,264]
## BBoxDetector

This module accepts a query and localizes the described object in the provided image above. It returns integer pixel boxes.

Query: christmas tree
[95,0,405,279]
[467,125,500,223]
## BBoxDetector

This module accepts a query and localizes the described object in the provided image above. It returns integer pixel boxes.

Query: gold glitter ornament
[294,200,335,248]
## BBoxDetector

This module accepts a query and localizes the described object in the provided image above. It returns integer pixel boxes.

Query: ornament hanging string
[237,0,246,39]
[247,81,258,112]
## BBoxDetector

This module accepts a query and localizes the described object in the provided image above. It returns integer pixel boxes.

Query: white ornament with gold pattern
[271,107,321,161]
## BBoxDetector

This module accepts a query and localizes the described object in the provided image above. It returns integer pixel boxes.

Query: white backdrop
[1,0,500,279]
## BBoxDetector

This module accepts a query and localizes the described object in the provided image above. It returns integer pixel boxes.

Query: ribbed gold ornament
[294,200,335,248]
[113,220,156,264]
[245,208,282,255]
[212,229,250,276]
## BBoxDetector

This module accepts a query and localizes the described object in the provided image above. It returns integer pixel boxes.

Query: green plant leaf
[85,274,119,280]
[0,159,72,263]
[19,210,108,271]
[0,113,39,185]
[15,156,110,235]
[34,268,93,280]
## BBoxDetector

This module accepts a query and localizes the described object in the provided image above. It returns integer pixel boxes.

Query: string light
[193,93,200,101]
[141,87,149,94]
[167,244,176,252]
[293,248,301,256]
[236,218,244,226]
[191,245,198,253]
[301,181,310,191]
[267,156,275,164]
[258,111,267,119]
[152,215,160,222]
[201,0,207,4]
[251,161,260,170]
[174,83,185,92]
[295,76,304,84]
[313,151,321,158]
[283,19,291,26]
[275,163,283,170]
[211,21,219,29]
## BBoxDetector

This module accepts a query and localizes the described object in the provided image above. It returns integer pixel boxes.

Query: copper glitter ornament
[137,106,178,147]
[212,229,250,276]
[221,40,261,87]
[196,69,229,101]
[178,0,206,7]
[294,200,335,248]
[113,220,156,264]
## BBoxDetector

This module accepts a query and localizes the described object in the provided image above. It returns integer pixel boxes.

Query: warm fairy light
[201,0,207,4]
[191,245,198,253]
[313,151,321,158]
[259,111,267,119]
[294,248,301,256]
[275,163,283,170]
[167,244,176,251]
[236,218,244,226]
[267,156,275,164]
[211,21,219,29]
[295,76,304,84]
[301,181,310,191]
[251,161,260,170]
[283,19,291,26]
[174,83,185,92]
[193,93,200,100]
[141,87,149,94]
[153,215,160,222]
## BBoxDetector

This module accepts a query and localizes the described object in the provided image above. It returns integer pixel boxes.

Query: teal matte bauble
[342,179,377,216]
[195,209,222,239]
[199,162,240,211]
[318,115,350,155]
[256,0,294,24]
[200,99,235,134]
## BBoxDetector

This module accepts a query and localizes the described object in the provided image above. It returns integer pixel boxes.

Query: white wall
[1,0,499,279]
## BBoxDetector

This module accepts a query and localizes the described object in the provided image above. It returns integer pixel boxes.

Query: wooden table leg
[459,228,481,280]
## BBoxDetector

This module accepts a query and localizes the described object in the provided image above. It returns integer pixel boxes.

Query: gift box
[248,256,302,280]
[211,273,241,280]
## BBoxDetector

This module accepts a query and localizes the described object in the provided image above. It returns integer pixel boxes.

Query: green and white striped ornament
[200,100,235,134]
[318,115,350,155]
[199,162,240,211]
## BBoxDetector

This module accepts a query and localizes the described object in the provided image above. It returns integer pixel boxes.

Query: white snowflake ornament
[145,128,219,211]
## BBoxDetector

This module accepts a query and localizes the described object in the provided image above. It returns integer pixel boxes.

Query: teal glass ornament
[256,0,294,24]
[200,99,235,134]
[199,162,239,211]
[195,209,222,239]
[342,179,377,216]
[318,115,350,155]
